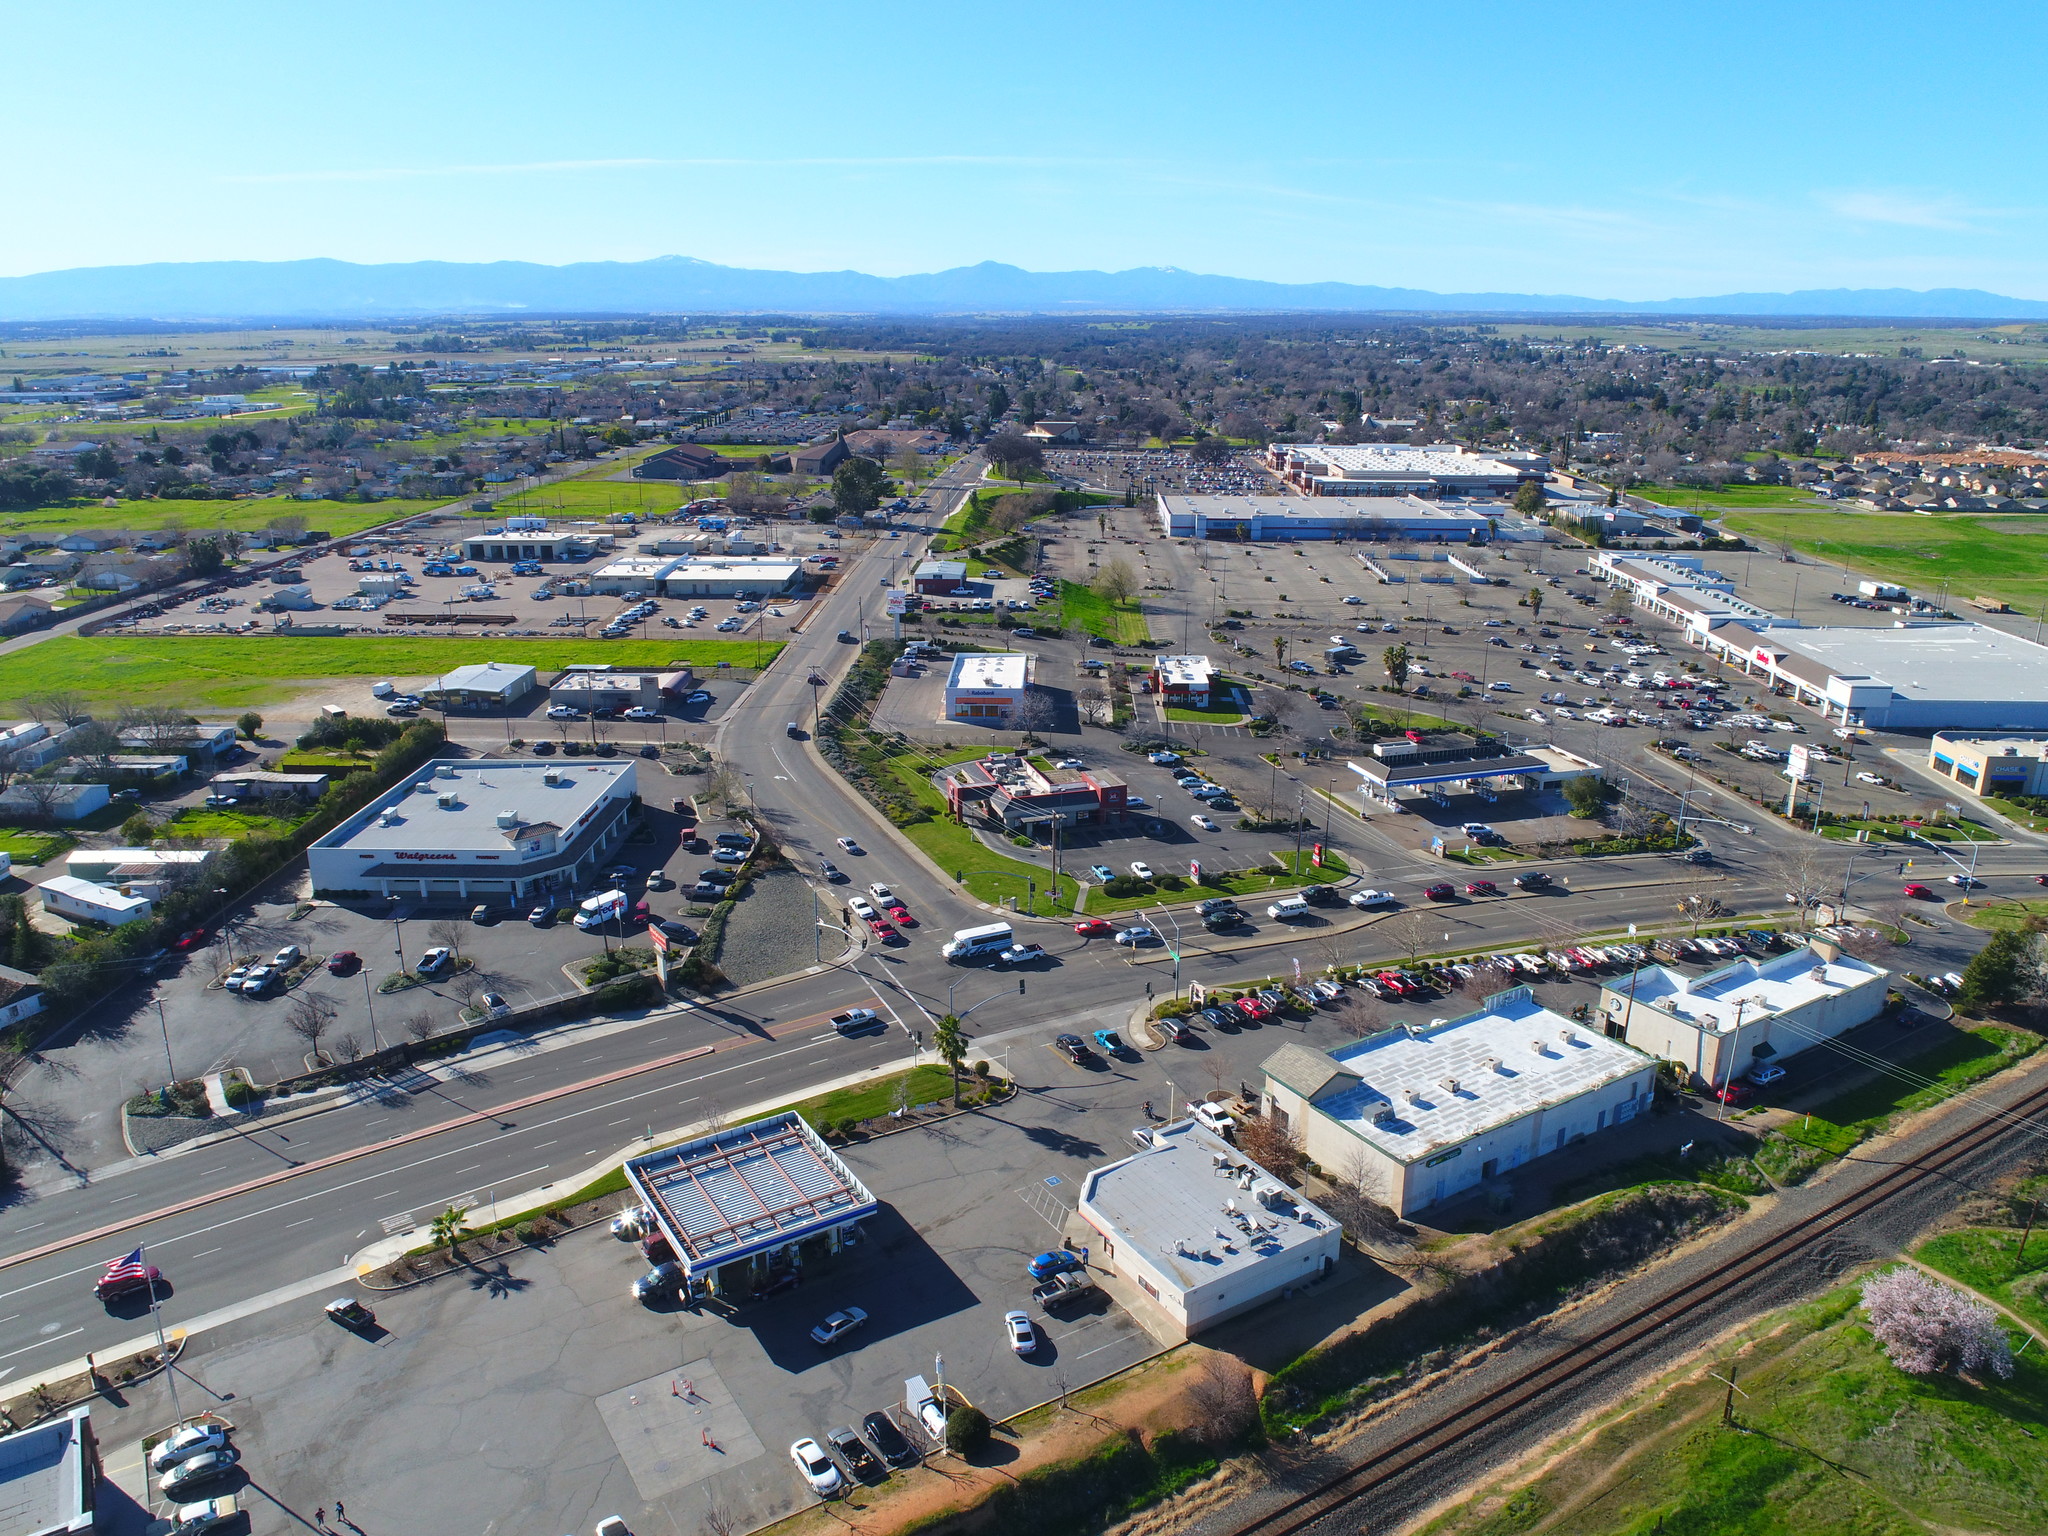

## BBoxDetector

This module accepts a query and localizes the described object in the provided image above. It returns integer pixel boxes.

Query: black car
[1513,871,1554,890]
[1302,883,1342,907]
[861,1410,919,1467]
[1203,908,1244,932]
[697,868,737,885]
[1054,1033,1092,1064]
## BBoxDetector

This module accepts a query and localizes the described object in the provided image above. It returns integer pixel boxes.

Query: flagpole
[141,1245,184,1425]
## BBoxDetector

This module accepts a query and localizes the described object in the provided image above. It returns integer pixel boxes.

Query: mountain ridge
[1,255,2043,321]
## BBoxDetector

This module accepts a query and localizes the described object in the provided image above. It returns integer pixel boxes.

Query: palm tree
[933,1013,968,1105]
[1527,585,1544,625]
[428,1206,471,1260]
[1272,635,1289,669]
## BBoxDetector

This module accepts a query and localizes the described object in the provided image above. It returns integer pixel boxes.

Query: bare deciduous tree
[1233,1114,1304,1183]
[404,1011,437,1044]
[1380,909,1435,966]
[1009,690,1057,737]
[285,992,339,1064]
[426,919,465,957]
[331,1033,364,1064]
[1676,886,1727,936]
[1183,1353,1259,1449]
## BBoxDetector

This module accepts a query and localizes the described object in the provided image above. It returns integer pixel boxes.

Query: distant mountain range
[1,255,2044,322]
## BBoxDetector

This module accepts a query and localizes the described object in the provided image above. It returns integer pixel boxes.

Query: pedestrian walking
[315,1509,325,1529]
[334,1500,345,1522]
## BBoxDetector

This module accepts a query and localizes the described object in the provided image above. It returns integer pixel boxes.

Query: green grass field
[880,749,1083,913]
[1778,1023,2042,1156]
[0,635,781,710]
[1164,681,1249,723]
[0,495,450,542]
[489,477,688,519]
[0,827,72,864]
[1639,484,1829,512]
[1414,1282,2048,1536]
[1916,1226,2048,1336]
[1959,898,2048,933]
[160,806,307,840]
[1058,579,1150,644]
[1723,509,2048,614]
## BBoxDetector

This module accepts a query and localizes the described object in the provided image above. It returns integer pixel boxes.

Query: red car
[172,928,207,951]
[326,950,360,975]
[1903,883,1934,898]
[1711,1082,1754,1107]
[885,902,915,926]
[1424,883,1457,901]
[1074,919,1113,936]
[1236,994,1273,1019]
[94,1263,163,1302]
[1464,880,1498,897]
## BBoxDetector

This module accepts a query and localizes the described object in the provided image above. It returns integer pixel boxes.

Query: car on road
[861,1411,919,1467]
[1513,871,1554,891]
[836,837,862,854]
[884,901,914,925]
[1349,888,1397,908]
[325,950,359,975]
[828,1424,884,1481]
[831,1007,880,1032]
[1903,883,1934,898]
[791,1438,846,1498]
[868,882,895,903]
[1113,925,1157,946]
[848,896,877,920]
[1464,880,1499,897]
[1128,861,1154,880]
[1947,873,1985,888]
[1191,814,1218,831]
[1073,918,1112,937]
[809,1307,869,1346]
[998,942,1047,965]
[1004,1309,1040,1355]
[1423,882,1457,901]
[158,1449,238,1499]
[1028,1248,1085,1281]
[1053,1033,1092,1064]
[633,1262,684,1302]
[818,860,844,881]
[1203,906,1244,931]
[1093,1028,1130,1057]
[1088,864,1115,882]
[149,1423,231,1473]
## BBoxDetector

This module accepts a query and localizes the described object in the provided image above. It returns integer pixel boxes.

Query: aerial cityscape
[1,4,2046,1536]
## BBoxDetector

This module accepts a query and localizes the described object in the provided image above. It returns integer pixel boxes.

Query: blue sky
[6,0,2042,298]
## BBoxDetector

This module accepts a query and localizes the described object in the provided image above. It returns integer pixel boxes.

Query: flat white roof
[1277,444,1523,479]
[40,874,150,910]
[1153,654,1213,687]
[947,652,1029,691]
[311,759,633,855]
[594,556,684,579]
[1754,622,2048,706]
[1287,989,1650,1163]
[1934,733,2048,757]
[1619,944,1887,1034]
[668,557,802,582]
[1158,493,1490,523]
[1080,1120,1337,1295]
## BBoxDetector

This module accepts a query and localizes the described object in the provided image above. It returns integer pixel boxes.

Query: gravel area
[121,1109,221,1156]
[710,865,825,985]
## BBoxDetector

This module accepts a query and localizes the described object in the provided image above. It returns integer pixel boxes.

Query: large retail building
[1262,443,1548,497]
[1154,493,1494,542]
[306,759,639,900]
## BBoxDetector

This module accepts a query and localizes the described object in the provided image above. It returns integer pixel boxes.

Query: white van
[941,922,1015,961]
[1267,896,1311,921]
[370,680,396,699]
[574,889,628,930]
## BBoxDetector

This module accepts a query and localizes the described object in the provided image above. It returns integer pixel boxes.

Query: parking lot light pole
[363,971,380,1052]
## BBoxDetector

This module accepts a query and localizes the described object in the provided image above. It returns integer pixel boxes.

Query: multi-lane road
[0,454,2022,1386]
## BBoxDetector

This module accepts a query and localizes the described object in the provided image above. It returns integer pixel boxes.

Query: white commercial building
[64,848,210,900]
[1264,443,1546,498]
[306,759,639,901]
[1154,493,1494,543]
[1261,988,1656,1217]
[943,651,1033,722]
[660,557,803,598]
[1601,941,1889,1091]
[38,874,153,927]
[589,555,683,596]
[1076,1119,1342,1337]
[432,661,538,707]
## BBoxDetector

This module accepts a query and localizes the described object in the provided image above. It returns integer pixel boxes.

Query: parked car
[149,1423,231,1473]
[1128,861,1154,880]
[1192,1102,1236,1137]
[1027,1249,1084,1281]
[827,1424,884,1481]
[1087,864,1115,882]
[1092,1028,1130,1057]
[809,1307,869,1346]
[158,1449,239,1499]
[790,1438,846,1498]
[1053,1033,1092,1064]
[417,946,454,976]
[1004,1309,1040,1355]
[861,1410,919,1467]
[325,950,359,975]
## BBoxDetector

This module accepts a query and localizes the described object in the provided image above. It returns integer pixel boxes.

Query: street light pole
[154,1000,175,1086]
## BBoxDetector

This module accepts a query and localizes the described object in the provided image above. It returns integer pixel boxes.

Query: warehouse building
[431,661,538,708]
[661,557,803,598]
[38,874,153,927]
[1263,443,1547,498]
[1927,733,2048,799]
[943,651,1033,722]
[1154,493,1494,543]
[624,1111,877,1302]
[548,667,694,712]
[913,559,968,595]
[1076,1118,1341,1337]
[460,528,613,563]
[1261,989,1656,1217]
[1601,940,1888,1091]
[306,759,638,901]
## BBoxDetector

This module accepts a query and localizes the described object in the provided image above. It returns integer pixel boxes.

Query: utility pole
[154,1000,175,1087]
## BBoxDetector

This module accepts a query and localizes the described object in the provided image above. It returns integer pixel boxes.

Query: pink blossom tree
[1860,1267,2013,1379]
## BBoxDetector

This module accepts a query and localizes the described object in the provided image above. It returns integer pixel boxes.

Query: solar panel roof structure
[624,1113,877,1277]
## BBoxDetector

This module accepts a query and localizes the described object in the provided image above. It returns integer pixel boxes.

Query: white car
[1341,594,1362,604]
[1348,888,1397,908]
[1147,750,1182,765]
[1190,814,1218,831]
[847,896,877,921]
[546,705,583,720]
[868,883,894,903]
[1192,1101,1235,1136]
[836,837,862,853]
[1113,925,1157,946]
[1355,621,1376,633]
[1770,720,1799,732]
[1128,861,1154,880]
[1004,1309,1039,1355]
[622,706,660,721]
[149,1422,230,1473]
[1856,771,1885,785]
[1526,710,1547,724]
[790,1438,846,1498]
[1055,758,1085,769]
[1488,680,1513,692]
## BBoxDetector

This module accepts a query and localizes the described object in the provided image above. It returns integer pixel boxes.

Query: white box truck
[1857,580,1907,599]
[941,922,1014,961]
[574,889,628,929]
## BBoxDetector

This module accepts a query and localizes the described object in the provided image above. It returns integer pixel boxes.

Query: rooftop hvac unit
[437,792,458,808]
[1482,1055,1502,1073]
[1373,1106,1398,1126]
[496,809,519,828]
[436,763,457,778]
[413,780,435,795]
[1440,1077,1461,1095]
[1532,1038,1550,1055]
[1558,1028,1578,1045]
[1404,1086,1423,1103]
[543,768,563,785]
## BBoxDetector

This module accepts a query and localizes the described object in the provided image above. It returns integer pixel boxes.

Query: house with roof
[1261,987,1656,1216]
[633,443,727,481]
[792,436,849,477]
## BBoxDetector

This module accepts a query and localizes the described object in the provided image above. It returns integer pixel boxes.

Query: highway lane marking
[285,1218,316,1229]
[0,1327,78,1362]
[106,1194,140,1203]
[198,1166,228,1176]
[427,1163,551,1212]
[191,1249,221,1258]
[11,1225,40,1234]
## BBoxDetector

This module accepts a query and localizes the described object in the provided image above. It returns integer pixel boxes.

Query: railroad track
[1220,1070,2048,1536]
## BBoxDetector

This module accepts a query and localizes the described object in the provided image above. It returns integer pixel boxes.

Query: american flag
[103,1246,148,1285]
